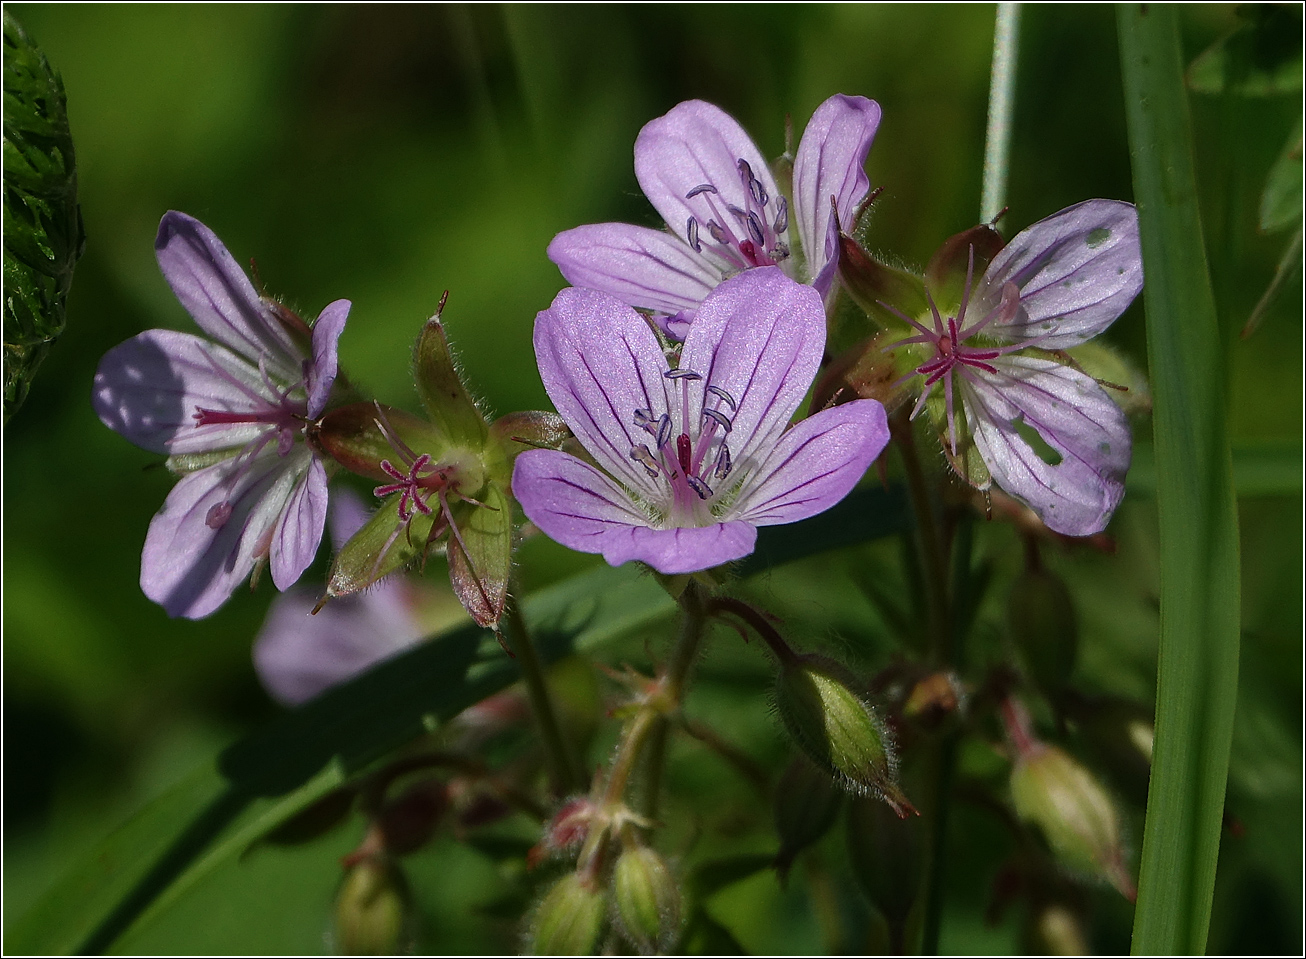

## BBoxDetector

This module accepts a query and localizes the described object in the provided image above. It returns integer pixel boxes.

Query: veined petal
[599,522,757,574]
[635,100,780,271]
[94,329,278,454]
[155,211,302,380]
[792,95,881,284]
[962,355,1131,536]
[977,199,1143,347]
[306,299,350,418]
[141,445,310,618]
[548,222,721,316]
[513,449,653,554]
[680,268,826,469]
[733,400,888,525]
[269,454,329,591]
[533,288,671,498]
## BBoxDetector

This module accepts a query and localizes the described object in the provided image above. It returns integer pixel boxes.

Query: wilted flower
[93,212,348,618]
[887,200,1143,536]
[549,94,881,337]
[512,268,888,575]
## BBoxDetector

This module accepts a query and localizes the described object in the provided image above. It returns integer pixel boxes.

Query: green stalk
[1117,6,1242,954]
[981,3,1022,224]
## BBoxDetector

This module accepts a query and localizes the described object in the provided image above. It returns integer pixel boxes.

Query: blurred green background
[4,4,1299,954]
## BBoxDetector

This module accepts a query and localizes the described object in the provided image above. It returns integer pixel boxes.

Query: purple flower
[548,95,881,338]
[512,268,890,574]
[253,490,423,706]
[93,212,349,618]
[889,199,1143,536]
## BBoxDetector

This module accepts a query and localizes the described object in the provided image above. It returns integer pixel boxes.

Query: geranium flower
[93,211,349,618]
[548,94,881,338]
[888,199,1143,536]
[512,268,889,574]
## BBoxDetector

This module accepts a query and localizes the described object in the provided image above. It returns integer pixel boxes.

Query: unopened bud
[1011,745,1134,899]
[1008,565,1079,696]
[612,843,682,953]
[773,756,842,882]
[1023,901,1089,956]
[333,857,412,955]
[529,872,606,956]
[774,655,913,816]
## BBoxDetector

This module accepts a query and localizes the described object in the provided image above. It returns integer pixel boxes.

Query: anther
[746,212,766,246]
[206,501,233,530]
[702,407,733,433]
[633,408,656,432]
[630,445,660,477]
[686,474,714,500]
[737,158,755,185]
[686,217,702,253]
[655,413,673,449]
[686,183,718,199]
[664,368,702,381]
[707,220,727,244]
[706,384,737,411]
[773,196,788,234]
[714,445,733,481]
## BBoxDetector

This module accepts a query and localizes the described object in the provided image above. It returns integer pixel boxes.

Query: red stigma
[676,433,693,473]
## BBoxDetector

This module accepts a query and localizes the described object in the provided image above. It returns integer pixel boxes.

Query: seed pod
[1008,565,1079,696]
[612,843,682,953]
[1011,744,1134,899]
[529,872,606,956]
[773,755,843,882]
[774,655,913,815]
[333,857,412,955]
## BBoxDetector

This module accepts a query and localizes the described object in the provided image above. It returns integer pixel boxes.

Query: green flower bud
[773,755,842,882]
[612,843,682,953]
[774,655,913,815]
[1022,901,1089,956]
[333,857,412,955]
[1008,565,1079,696]
[1011,745,1134,898]
[529,872,607,956]
[413,306,490,450]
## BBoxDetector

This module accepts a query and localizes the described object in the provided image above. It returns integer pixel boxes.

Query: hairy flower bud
[333,857,412,955]
[1011,744,1134,899]
[773,655,913,816]
[612,843,682,953]
[529,872,607,956]
[773,755,843,881]
[1008,564,1079,696]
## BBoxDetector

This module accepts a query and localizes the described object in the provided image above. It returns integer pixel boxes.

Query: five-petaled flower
[548,94,881,338]
[512,268,890,574]
[887,199,1143,537]
[93,211,349,619]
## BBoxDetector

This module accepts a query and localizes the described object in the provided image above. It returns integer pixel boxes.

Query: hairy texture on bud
[1011,745,1134,899]
[333,858,412,955]
[613,844,682,953]
[773,756,843,881]
[529,872,607,956]
[1008,565,1079,696]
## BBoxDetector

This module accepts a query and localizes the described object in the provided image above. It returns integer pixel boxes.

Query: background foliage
[4,4,1299,954]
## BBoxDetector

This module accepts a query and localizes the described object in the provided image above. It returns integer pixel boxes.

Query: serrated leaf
[1259,120,1303,233]
[2,12,85,422]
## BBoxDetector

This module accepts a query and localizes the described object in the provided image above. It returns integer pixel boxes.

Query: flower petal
[547,222,720,316]
[513,448,654,554]
[93,329,275,454]
[733,399,889,525]
[533,288,671,498]
[978,199,1143,348]
[792,95,882,285]
[154,211,301,379]
[599,522,757,574]
[962,355,1131,536]
[269,454,329,591]
[306,299,350,418]
[635,100,780,275]
[680,268,827,470]
[141,446,312,618]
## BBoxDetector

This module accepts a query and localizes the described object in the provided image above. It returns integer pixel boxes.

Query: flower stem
[502,595,582,797]
[892,411,950,661]
[981,2,1022,225]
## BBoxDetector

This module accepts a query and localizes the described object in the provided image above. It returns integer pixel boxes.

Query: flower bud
[333,857,412,955]
[1022,901,1089,956]
[1008,565,1079,696]
[529,872,606,956]
[836,234,928,329]
[1010,745,1134,898]
[773,756,842,882]
[773,655,913,815]
[612,843,682,953]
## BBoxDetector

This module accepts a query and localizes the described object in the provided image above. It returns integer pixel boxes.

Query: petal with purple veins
[598,521,758,575]
[306,299,350,418]
[512,448,653,555]
[269,454,329,591]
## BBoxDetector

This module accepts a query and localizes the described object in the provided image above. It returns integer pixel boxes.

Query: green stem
[981,2,1022,224]
[893,413,950,661]
[502,596,582,797]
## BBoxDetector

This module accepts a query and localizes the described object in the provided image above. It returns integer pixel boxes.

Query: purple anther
[687,216,702,253]
[685,183,719,199]
[656,413,673,449]
[686,474,714,500]
[749,178,767,208]
[714,444,733,481]
[773,196,788,234]
[206,501,233,530]
[664,367,703,381]
[634,407,656,432]
[707,220,728,244]
[727,204,748,223]
[702,407,733,433]
[746,212,766,246]
[706,384,737,411]
[629,445,660,477]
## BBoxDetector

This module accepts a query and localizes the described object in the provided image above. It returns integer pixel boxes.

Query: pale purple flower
[93,212,349,619]
[548,94,881,338]
[512,268,890,574]
[889,199,1143,536]
[253,490,423,706]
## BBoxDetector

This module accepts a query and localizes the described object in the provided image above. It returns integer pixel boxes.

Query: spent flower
[93,212,348,618]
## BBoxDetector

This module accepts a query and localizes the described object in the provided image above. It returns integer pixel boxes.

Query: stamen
[771,242,790,260]
[746,212,766,246]
[686,474,713,500]
[706,384,737,411]
[707,220,727,244]
[736,158,755,186]
[630,445,660,477]
[773,196,788,234]
[686,217,702,253]
[634,408,656,432]
[655,413,673,449]
[750,178,767,207]
[714,445,732,480]
[702,407,733,433]
[206,501,233,530]
[664,368,702,381]
[686,183,718,199]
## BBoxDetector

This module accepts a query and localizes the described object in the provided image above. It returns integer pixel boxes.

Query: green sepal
[837,233,927,330]
[485,410,571,487]
[414,311,489,449]
[446,480,512,629]
[327,495,438,600]
[613,843,682,953]
[333,857,413,956]
[314,402,450,482]
[924,223,1005,316]
[1060,341,1151,416]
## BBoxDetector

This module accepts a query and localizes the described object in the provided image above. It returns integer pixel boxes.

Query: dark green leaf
[1259,120,1303,233]
[1186,3,1303,96]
